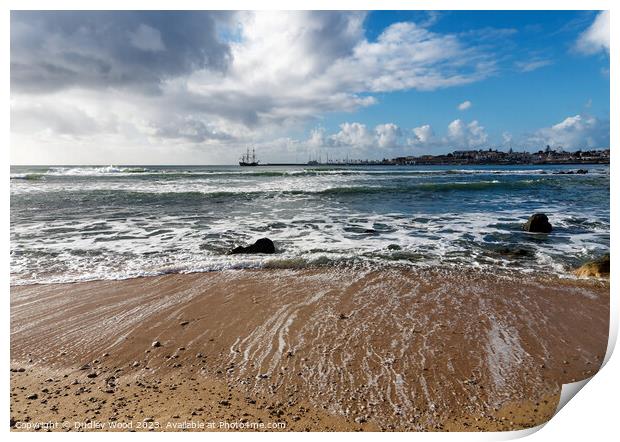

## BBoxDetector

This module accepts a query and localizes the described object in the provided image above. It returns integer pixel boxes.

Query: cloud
[129,24,166,52]
[447,119,488,147]
[9,11,501,163]
[375,123,402,148]
[152,118,235,143]
[11,100,104,136]
[575,11,610,55]
[175,12,496,134]
[529,114,609,149]
[10,11,233,94]
[306,122,404,151]
[515,59,552,72]
[408,124,436,146]
[457,100,472,111]
[307,127,328,149]
[309,118,489,155]
[329,122,375,148]
[331,21,496,93]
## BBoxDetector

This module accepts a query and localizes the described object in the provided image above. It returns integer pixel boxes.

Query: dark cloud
[11,11,233,94]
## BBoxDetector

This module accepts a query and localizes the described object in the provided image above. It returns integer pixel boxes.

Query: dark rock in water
[574,254,610,278]
[555,169,588,175]
[230,238,275,254]
[495,246,535,258]
[523,213,552,233]
[387,244,402,251]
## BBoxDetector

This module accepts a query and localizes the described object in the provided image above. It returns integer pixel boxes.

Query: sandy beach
[10,267,609,431]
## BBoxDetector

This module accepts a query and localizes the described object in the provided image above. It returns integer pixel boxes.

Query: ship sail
[239,147,259,167]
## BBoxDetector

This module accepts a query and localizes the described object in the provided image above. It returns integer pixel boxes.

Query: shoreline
[9,258,605,288]
[11,267,609,431]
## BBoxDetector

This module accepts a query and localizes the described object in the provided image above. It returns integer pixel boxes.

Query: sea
[10,164,610,285]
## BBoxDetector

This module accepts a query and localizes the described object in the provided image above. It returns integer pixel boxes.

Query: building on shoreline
[265,147,609,167]
[391,147,610,166]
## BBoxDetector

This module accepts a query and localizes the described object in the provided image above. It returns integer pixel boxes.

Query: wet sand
[10,267,609,431]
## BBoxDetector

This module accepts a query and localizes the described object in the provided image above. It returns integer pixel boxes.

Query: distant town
[296,146,610,166]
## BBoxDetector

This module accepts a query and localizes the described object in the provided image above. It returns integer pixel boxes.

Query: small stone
[86,372,98,378]
[26,393,38,400]
[180,321,189,326]
[132,361,140,368]
[152,341,161,348]
[219,400,230,406]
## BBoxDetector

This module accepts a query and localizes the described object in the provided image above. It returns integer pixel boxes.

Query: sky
[10,10,610,165]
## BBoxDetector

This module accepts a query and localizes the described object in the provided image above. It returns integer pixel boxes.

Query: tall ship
[239,147,259,166]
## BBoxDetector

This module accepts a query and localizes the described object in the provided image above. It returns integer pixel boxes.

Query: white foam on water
[10,165,609,285]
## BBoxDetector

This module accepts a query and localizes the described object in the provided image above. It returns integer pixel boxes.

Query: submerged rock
[555,169,588,175]
[230,238,275,254]
[574,254,610,278]
[523,213,552,233]
[495,246,535,258]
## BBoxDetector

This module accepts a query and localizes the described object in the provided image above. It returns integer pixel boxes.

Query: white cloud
[307,127,327,149]
[529,114,609,149]
[575,11,610,55]
[306,122,404,151]
[447,119,488,147]
[515,59,552,72]
[410,124,435,144]
[375,123,402,148]
[457,100,472,111]
[309,118,490,156]
[329,122,375,149]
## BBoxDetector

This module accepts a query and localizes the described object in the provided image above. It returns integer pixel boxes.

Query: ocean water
[10,164,609,285]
